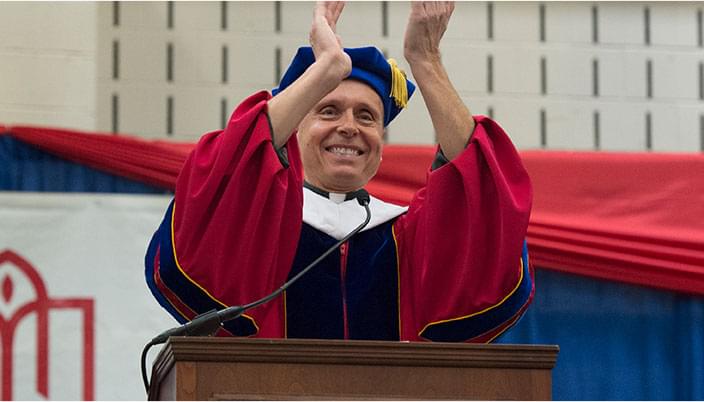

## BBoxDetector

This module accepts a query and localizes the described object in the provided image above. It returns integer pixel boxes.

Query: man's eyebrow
[356,101,383,116]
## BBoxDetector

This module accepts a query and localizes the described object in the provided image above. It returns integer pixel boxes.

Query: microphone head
[355,189,370,206]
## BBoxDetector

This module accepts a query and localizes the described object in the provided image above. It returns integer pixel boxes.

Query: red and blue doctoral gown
[145,91,534,343]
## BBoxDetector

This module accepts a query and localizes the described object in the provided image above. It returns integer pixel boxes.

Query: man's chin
[321,170,367,192]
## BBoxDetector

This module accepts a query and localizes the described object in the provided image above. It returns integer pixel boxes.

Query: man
[146,2,533,342]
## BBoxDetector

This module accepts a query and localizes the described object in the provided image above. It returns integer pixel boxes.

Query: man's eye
[320,107,337,116]
[358,111,375,122]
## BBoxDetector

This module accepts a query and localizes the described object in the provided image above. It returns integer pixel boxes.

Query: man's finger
[328,1,345,25]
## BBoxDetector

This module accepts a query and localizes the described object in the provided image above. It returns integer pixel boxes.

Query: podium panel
[148,337,558,400]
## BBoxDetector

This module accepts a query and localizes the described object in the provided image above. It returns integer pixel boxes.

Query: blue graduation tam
[272,46,416,126]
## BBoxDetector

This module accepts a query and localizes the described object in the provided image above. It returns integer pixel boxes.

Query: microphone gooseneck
[141,190,372,393]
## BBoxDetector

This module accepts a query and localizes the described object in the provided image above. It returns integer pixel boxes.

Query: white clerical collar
[303,182,359,204]
[302,184,408,240]
[328,192,347,204]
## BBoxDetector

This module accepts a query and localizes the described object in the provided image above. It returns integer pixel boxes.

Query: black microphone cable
[141,190,371,394]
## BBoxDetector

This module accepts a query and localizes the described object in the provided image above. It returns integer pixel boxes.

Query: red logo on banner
[0,250,94,400]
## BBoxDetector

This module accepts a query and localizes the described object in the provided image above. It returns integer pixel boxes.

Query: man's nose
[337,110,359,137]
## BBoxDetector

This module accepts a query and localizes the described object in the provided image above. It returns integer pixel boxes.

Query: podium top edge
[154,337,559,371]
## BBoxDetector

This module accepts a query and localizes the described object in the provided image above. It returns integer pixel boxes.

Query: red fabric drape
[522,151,704,296]
[3,125,704,296]
[4,125,194,189]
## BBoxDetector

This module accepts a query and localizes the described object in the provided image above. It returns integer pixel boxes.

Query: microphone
[141,189,372,393]
[351,189,370,206]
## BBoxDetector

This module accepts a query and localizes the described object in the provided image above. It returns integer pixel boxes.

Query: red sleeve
[394,116,534,342]
[172,91,303,337]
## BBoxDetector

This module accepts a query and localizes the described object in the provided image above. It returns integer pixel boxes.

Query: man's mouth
[325,146,363,156]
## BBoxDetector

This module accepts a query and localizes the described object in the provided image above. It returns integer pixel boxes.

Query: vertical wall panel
[221,45,229,83]
[651,53,701,100]
[442,45,488,94]
[600,2,646,45]
[171,36,221,84]
[493,2,540,42]
[111,93,119,133]
[229,2,276,33]
[118,2,167,30]
[386,91,435,145]
[491,100,542,149]
[650,3,699,47]
[461,96,493,119]
[280,1,314,34]
[545,50,594,96]
[651,105,702,151]
[336,1,383,39]
[597,51,624,98]
[117,32,166,83]
[493,48,542,94]
[444,2,487,41]
[171,88,223,139]
[112,40,120,80]
[96,83,114,134]
[598,51,648,100]
[172,2,220,32]
[386,2,410,39]
[116,85,167,138]
[229,38,278,87]
[544,2,592,44]
[599,103,648,151]
[545,102,598,150]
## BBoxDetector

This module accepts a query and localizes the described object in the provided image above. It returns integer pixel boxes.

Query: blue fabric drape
[3,134,703,400]
[0,135,167,194]
[497,269,704,400]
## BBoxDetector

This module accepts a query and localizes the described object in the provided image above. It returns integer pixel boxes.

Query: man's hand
[403,2,454,66]
[268,1,351,149]
[402,1,474,161]
[310,2,351,81]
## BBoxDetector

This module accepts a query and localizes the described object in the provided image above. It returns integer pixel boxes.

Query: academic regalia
[145,96,533,342]
[145,46,534,343]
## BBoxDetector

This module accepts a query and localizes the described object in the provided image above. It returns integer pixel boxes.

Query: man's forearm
[267,1,351,149]
[410,59,475,161]
[268,52,348,149]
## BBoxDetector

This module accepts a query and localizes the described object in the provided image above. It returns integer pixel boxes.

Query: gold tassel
[387,58,408,109]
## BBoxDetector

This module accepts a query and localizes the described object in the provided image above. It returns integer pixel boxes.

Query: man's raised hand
[403,1,454,66]
[310,1,351,80]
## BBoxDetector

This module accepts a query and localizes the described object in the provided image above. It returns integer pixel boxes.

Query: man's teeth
[328,146,361,156]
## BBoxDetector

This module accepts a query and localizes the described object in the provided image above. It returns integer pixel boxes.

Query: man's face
[298,80,385,193]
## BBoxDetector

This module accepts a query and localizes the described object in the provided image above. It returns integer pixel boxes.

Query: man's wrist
[408,57,445,82]
[312,51,351,87]
[406,51,442,70]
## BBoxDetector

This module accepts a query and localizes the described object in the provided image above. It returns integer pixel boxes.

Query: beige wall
[0,2,98,130]
[1,1,703,152]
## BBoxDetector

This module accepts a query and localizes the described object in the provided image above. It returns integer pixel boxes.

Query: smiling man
[294,70,386,193]
[145,2,534,342]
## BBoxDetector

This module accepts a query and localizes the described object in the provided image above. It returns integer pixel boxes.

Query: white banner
[0,192,176,400]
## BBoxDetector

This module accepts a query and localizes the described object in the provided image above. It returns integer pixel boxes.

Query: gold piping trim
[392,225,402,338]
[170,202,259,334]
[418,254,526,337]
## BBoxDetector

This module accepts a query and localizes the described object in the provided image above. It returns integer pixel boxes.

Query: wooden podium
[148,337,558,400]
